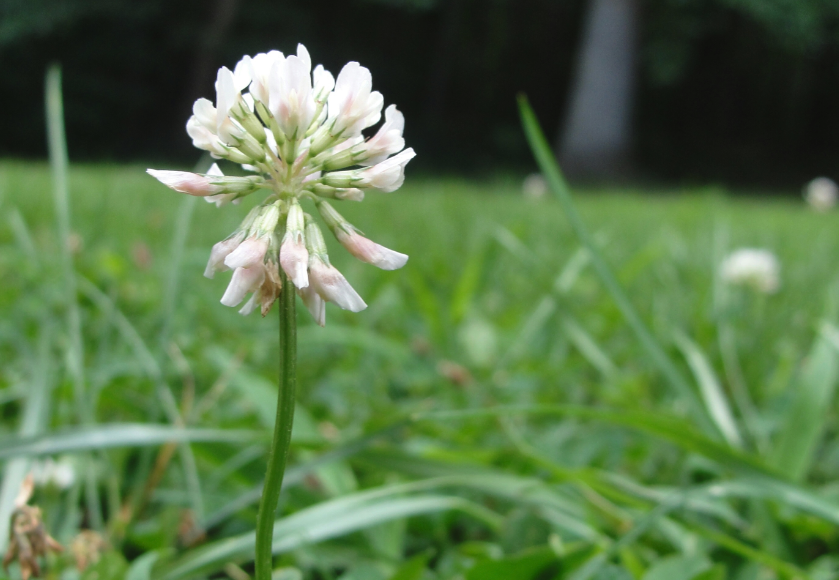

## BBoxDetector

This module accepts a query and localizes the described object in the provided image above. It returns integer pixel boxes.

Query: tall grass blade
[673,331,742,448]
[45,64,87,417]
[772,322,839,481]
[517,95,712,434]
[46,64,104,528]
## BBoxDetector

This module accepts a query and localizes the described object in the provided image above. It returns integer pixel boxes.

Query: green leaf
[641,555,710,580]
[465,545,559,580]
[772,322,839,481]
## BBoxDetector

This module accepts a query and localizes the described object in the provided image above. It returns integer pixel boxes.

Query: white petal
[224,237,269,270]
[298,285,326,326]
[337,231,408,270]
[221,266,265,306]
[309,260,366,312]
[296,43,311,73]
[280,237,309,288]
[205,237,242,278]
[233,55,252,91]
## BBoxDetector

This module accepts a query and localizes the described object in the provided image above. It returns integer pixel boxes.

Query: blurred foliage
[2,0,839,183]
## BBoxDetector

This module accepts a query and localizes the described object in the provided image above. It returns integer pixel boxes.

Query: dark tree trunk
[558,0,637,179]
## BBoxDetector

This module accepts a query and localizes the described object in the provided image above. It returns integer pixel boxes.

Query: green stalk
[254,271,297,579]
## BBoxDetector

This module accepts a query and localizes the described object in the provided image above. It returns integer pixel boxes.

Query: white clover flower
[29,458,76,490]
[804,177,838,212]
[522,173,548,199]
[720,248,780,294]
[148,44,413,324]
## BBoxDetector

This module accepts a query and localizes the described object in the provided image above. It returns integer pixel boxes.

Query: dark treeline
[2,0,839,185]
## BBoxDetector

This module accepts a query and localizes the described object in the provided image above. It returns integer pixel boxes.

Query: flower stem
[254,271,297,580]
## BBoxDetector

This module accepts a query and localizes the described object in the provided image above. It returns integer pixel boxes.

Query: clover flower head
[148,44,414,325]
[720,248,780,294]
[804,177,838,212]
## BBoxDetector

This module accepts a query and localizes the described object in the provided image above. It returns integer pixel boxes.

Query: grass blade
[0,424,260,459]
[673,331,742,449]
[771,322,839,481]
[517,95,712,434]
[160,492,501,580]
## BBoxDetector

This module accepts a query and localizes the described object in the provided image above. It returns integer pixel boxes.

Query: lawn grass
[1,160,839,580]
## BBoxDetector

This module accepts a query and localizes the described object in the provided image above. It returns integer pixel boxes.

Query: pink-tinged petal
[205,237,243,278]
[309,260,367,312]
[336,230,408,270]
[146,169,224,196]
[224,237,269,270]
[220,266,265,307]
[327,62,382,137]
[359,104,405,165]
[298,285,326,326]
[280,237,309,288]
[359,147,416,192]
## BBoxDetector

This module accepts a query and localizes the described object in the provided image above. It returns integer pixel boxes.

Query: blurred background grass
[3,157,839,578]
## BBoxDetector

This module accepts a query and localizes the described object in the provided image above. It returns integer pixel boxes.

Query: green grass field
[2,159,839,580]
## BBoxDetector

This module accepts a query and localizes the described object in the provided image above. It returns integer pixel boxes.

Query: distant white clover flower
[720,248,780,294]
[148,44,414,325]
[29,458,76,490]
[804,177,838,212]
[522,173,547,199]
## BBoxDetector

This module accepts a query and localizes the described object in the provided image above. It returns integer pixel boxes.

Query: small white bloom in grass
[804,177,838,212]
[30,458,75,490]
[720,248,780,294]
[148,43,413,323]
[522,173,548,199]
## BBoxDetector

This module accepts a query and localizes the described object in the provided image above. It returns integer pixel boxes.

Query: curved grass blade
[517,95,713,435]
[673,331,742,448]
[159,493,501,580]
[418,405,773,476]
